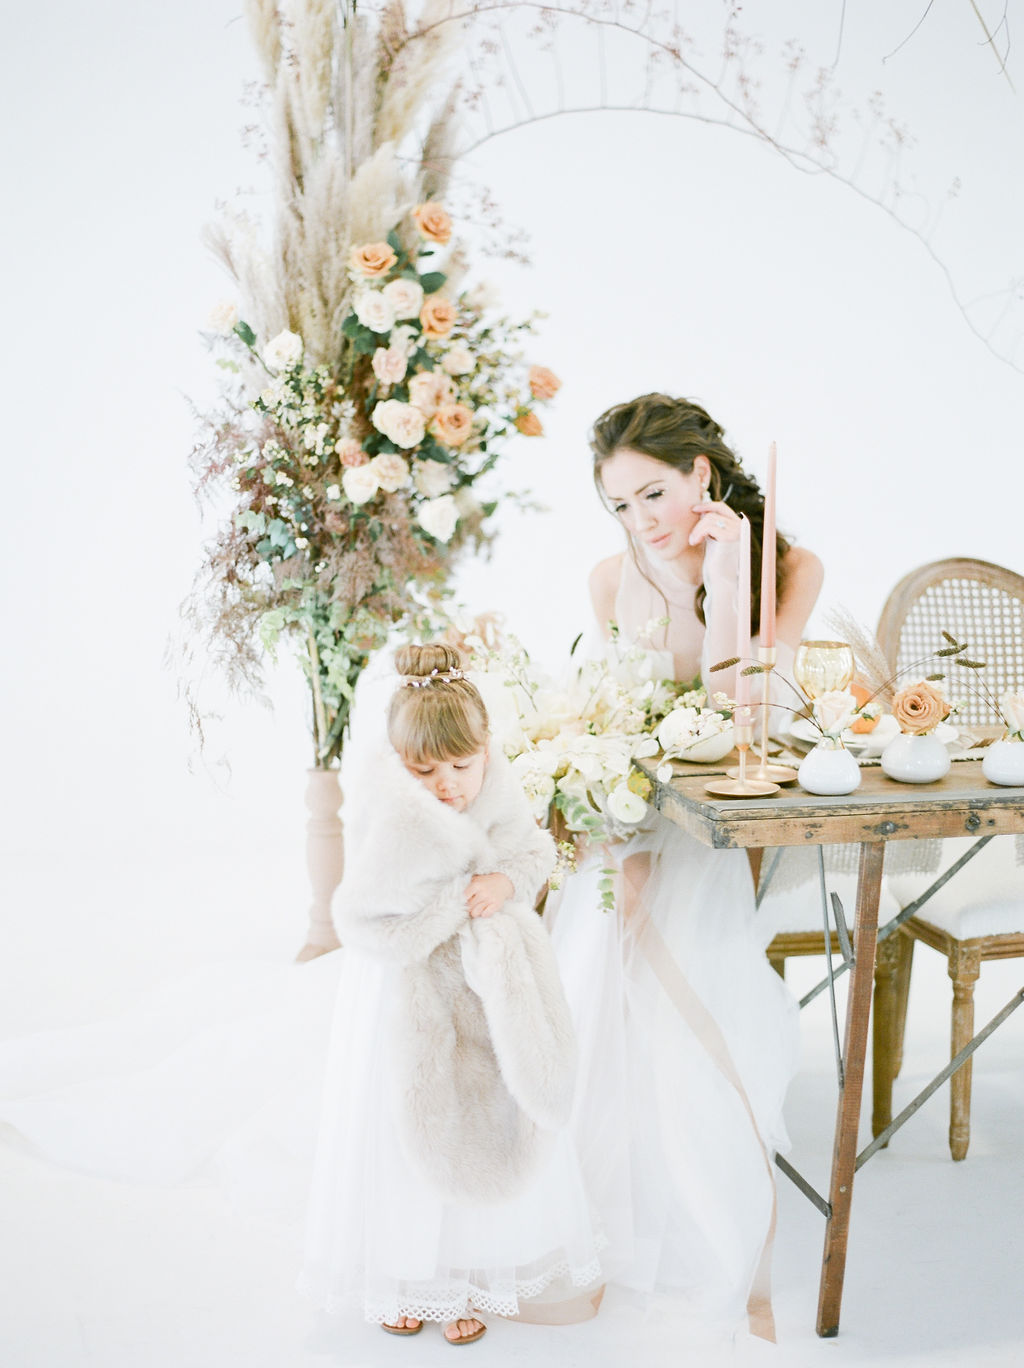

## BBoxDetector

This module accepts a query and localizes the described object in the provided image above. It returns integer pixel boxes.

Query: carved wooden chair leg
[891,929,915,1078]
[871,933,903,1141]
[948,943,981,1162]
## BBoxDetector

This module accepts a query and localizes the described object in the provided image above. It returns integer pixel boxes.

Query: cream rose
[413,459,454,498]
[417,493,459,542]
[371,399,426,449]
[207,299,239,334]
[430,402,473,448]
[370,452,410,493]
[371,346,408,386]
[419,296,457,339]
[349,242,397,278]
[408,370,456,418]
[528,365,561,400]
[813,689,859,738]
[999,690,1024,737]
[353,290,397,335]
[413,201,452,244]
[892,681,951,735]
[441,344,474,376]
[336,437,368,467]
[382,276,424,319]
[263,329,304,370]
[341,464,380,505]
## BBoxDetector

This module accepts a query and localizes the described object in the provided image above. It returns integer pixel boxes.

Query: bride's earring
[700,482,711,504]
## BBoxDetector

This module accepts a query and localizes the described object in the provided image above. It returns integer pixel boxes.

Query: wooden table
[637,756,1024,1337]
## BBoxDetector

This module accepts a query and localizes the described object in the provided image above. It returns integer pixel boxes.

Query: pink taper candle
[759,441,777,648]
[735,515,751,709]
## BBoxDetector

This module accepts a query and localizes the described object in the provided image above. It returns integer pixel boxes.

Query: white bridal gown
[548,545,800,1335]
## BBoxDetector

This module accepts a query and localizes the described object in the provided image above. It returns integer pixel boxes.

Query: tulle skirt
[548,814,799,1324]
[297,946,604,1324]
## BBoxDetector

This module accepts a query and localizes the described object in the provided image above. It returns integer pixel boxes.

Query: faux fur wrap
[335,750,574,1203]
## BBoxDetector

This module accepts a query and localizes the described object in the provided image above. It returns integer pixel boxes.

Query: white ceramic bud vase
[982,738,1024,786]
[797,741,862,796]
[880,732,950,784]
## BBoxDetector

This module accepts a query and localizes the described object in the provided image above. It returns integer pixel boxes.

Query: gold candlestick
[706,711,780,797]
[753,646,798,783]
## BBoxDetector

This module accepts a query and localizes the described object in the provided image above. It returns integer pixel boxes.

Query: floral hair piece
[402,668,466,688]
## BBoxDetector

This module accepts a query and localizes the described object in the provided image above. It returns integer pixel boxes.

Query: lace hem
[297,1244,606,1325]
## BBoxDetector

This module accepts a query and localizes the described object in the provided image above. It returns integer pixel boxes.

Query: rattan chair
[874,557,1024,1160]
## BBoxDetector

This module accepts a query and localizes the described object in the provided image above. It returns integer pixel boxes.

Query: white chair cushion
[886,836,1024,939]
[759,868,899,940]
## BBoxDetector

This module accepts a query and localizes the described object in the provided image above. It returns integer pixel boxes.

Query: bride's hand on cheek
[688,500,741,547]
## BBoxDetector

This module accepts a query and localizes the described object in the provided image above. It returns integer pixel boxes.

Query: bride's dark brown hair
[590,393,790,630]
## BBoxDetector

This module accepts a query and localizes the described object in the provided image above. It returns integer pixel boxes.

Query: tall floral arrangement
[187,0,559,766]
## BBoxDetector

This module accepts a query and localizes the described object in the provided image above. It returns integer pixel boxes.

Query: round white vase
[797,743,862,796]
[879,732,950,784]
[982,738,1024,786]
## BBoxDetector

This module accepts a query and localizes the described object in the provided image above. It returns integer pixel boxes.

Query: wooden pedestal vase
[297,768,344,962]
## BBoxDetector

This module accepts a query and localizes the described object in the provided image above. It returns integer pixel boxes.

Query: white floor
[2,848,1023,1367]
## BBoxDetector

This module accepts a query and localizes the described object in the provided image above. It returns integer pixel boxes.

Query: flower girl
[298,644,603,1344]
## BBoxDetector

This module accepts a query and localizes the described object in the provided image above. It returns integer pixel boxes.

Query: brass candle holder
[706,709,780,797]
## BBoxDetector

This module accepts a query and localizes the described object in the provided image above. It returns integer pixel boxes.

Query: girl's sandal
[381,1318,423,1336]
[444,1317,487,1345]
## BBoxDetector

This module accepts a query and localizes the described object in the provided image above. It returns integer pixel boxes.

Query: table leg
[816,840,884,1337]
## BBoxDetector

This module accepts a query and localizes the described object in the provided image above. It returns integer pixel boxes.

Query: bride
[549,393,823,1339]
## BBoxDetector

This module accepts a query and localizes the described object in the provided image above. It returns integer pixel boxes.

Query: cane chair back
[876,558,1024,726]
[874,556,1024,1160]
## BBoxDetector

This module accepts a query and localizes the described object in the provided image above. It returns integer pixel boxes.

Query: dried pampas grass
[375,0,466,149]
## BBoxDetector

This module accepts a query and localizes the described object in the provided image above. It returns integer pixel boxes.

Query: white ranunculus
[813,688,859,738]
[207,299,239,334]
[263,329,304,370]
[371,399,426,448]
[353,290,397,334]
[382,276,424,320]
[417,494,459,542]
[441,343,475,376]
[341,464,380,505]
[370,452,410,493]
[999,690,1024,737]
[606,784,647,825]
[413,458,454,498]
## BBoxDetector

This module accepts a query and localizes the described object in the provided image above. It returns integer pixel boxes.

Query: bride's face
[599,448,707,563]
[403,747,488,811]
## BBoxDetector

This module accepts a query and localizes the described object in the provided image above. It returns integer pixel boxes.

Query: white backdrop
[2,2,1021,950]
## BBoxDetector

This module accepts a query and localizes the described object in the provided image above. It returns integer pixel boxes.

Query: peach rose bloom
[515,411,544,437]
[892,681,950,735]
[413,202,453,244]
[528,365,561,401]
[419,297,457,339]
[431,403,474,448]
[408,370,456,418]
[350,242,398,277]
[336,437,369,468]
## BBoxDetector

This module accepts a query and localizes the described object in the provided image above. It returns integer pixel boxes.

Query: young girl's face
[403,748,487,812]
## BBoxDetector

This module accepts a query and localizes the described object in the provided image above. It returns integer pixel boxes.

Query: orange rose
[413,201,452,244]
[849,681,879,734]
[419,296,457,339]
[349,242,397,277]
[528,365,561,400]
[430,402,474,447]
[892,681,950,735]
[515,411,544,437]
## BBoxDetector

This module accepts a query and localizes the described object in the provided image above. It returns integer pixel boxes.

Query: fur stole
[334,750,574,1204]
